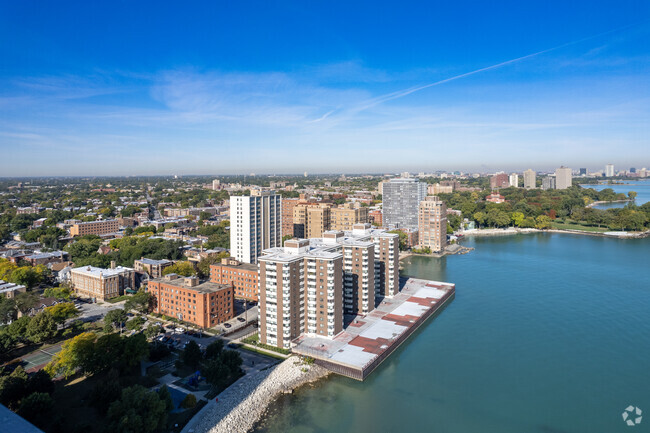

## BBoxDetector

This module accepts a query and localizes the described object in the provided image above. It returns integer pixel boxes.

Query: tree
[106,385,167,433]
[46,332,97,378]
[388,230,408,250]
[204,340,224,360]
[124,290,155,314]
[126,316,145,331]
[0,366,28,409]
[0,295,16,324]
[182,340,203,369]
[180,393,197,409]
[25,370,55,396]
[13,292,39,315]
[510,212,525,227]
[162,261,196,277]
[144,325,164,339]
[104,309,128,331]
[473,212,486,228]
[43,286,73,300]
[7,316,31,341]
[196,252,229,278]
[89,369,122,414]
[17,392,53,427]
[535,215,553,230]
[628,191,637,200]
[46,302,79,324]
[119,333,149,369]
[158,384,174,413]
[0,332,15,352]
[282,235,293,245]
[26,311,57,343]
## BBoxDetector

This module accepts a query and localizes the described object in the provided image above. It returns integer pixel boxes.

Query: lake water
[581,179,650,209]
[253,234,650,433]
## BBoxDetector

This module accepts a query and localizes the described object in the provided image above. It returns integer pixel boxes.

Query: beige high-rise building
[523,169,536,189]
[418,196,447,253]
[258,224,399,348]
[330,203,369,232]
[259,239,343,349]
[293,203,331,238]
[307,205,331,238]
[555,167,573,189]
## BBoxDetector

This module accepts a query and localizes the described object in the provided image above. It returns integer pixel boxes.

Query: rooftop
[70,265,134,278]
[151,275,231,294]
[137,258,173,266]
[292,277,455,378]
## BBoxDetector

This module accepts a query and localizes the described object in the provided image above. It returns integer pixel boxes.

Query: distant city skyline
[1,2,649,176]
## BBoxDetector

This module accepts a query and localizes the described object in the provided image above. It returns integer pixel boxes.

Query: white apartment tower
[605,164,615,177]
[230,189,281,264]
[523,169,536,189]
[509,173,519,188]
[555,167,573,190]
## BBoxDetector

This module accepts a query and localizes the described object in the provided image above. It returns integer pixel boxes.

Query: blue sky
[1,1,649,176]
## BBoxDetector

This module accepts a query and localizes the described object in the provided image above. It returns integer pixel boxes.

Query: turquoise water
[253,234,650,433]
[581,179,650,208]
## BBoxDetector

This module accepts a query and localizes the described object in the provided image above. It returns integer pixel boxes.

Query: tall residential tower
[230,189,282,264]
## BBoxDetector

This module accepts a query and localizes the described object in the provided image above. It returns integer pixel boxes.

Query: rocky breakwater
[188,357,329,433]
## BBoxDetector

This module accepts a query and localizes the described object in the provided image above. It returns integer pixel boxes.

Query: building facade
[490,173,510,189]
[230,189,282,264]
[382,178,427,230]
[70,220,119,237]
[418,196,447,253]
[509,173,519,188]
[605,164,615,177]
[281,198,300,237]
[258,239,344,349]
[555,167,572,189]
[330,203,369,232]
[133,258,173,279]
[148,274,234,328]
[70,264,135,300]
[210,257,259,301]
[523,169,536,189]
[542,176,556,190]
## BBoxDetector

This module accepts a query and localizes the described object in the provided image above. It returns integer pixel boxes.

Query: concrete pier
[292,278,455,380]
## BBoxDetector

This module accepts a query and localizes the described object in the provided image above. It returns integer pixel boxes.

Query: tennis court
[21,342,64,372]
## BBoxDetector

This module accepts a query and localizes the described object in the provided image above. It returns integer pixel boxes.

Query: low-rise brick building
[210,257,259,302]
[148,274,234,328]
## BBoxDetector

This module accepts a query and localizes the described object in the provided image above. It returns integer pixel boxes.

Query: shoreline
[456,227,649,239]
[183,356,329,433]
[586,199,633,208]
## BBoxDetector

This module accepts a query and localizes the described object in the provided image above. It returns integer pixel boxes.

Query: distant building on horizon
[509,173,519,188]
[489,173,509,189]
[382,178,427,230]
[523,169,536,189]
[542,176,556,190]
[555,167,572,189]
[579,168,587,176]
[605,164,615,177]
[230,189,282,264]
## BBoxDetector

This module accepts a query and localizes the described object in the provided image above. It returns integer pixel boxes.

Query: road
[73,300,126,323]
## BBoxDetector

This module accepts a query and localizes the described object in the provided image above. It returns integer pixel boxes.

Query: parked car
[175,327,185,333]
[224,323,232,328]
[237,317,246,323]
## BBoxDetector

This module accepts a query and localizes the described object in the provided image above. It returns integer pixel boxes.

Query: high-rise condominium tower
[382,178,427,230]
[230,189,281,264]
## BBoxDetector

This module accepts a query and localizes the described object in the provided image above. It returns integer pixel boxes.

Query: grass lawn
[551,220,609,232]
[105,294,131,303]
[239,344,288,360]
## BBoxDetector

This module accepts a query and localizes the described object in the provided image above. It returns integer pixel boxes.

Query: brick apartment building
[134,257,173,278]
[148,274,234,328]
[70,220,120,237]
[418,196,448,253]
[210,257,259,302]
